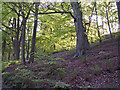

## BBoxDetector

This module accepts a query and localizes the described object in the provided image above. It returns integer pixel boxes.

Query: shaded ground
[2,38,120,88]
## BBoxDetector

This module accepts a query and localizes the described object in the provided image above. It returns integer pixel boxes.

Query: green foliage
[56,67,67,76]
[54,81,70,88]
[91,65,102,72]
[2,2,119,62]
[36,51,49,59]
[48,66,68,77]
[15,67,34,79]
[2,60,20,71]
[99,51,106,54]
[15,65,25,70]
[2,72,13,79]
[55,58,65,61]
[32,78,54,88]
[44,61,59,65]
[2,2,119,88]
[43,60,69,77]
[104,59,114,67]
[38,71,48,75]
[6,75,31,88]
[3,66,35,88]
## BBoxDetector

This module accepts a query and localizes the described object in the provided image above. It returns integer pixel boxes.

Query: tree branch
[5,3,21,16]
[25,3,34,19]
[1,29,12,35]
[87,2,96,33]
[38,11,76,20]
[2,23,17,33]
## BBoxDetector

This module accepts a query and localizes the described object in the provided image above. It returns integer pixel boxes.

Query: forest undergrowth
[2,38,120,88]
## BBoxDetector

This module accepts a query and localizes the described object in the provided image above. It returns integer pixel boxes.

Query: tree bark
[102,17,104,34]
[29,3,39,63]
[87,2,95,33]
[95,2,102,43]
[21,16,26,64]
[12,38,16,60]
[11,18,17,60]
[27,39,30,60]
[71,2,90,57]
[8,51,10,61]
[2,38,6,61]
[116,1,120,30]
[19,2,32,64]
[116,2,120,68]
[16,11,20,60]
[106,7,113,38]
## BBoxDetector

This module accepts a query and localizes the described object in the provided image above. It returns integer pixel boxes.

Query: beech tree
[95,1,102,43]
[103,2,113,38]
[2,1,118,63]
[71,2,90,57]
[117,1,120,30]
[2,3,21,60]
[29,3,39,63]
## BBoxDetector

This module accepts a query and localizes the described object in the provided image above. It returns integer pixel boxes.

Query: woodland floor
[2,38,120,88]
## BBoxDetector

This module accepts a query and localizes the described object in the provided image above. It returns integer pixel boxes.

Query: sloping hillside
[2,38,120,88]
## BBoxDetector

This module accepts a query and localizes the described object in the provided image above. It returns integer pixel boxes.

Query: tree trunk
[11,18,17,60]
[71,2,90,57]
[102,17,104,34]
[87,2,95,33]
[27,39,30,60]
[29,3,39,63]
[21,16,26,64]
[19,3,32,64]
[12,35,16,60]
[8,51,10,61]
[106,7,113,38]
[16,12,20,60]
[116,2,120,67]
[95,2,102,43]
[16,42,20,60]
[2,39,6,61]
[116,1,120,30]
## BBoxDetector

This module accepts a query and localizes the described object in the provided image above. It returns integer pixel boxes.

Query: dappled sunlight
[2,1,120,88]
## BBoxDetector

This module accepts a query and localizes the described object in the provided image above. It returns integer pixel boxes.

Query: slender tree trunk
[2,39,6,61]
[95,2,102,43]
[106,7,113,38]
[21,16,26,64]
[116,2,120,70]
[71,2,90,57]
[16,43,20,60]
[11,18,20,60]
[11,18,17,60]
[29,3,39,63]
[8,51,10,61]
[11,35,16,60]
[102,17,104,34]
[27,39,30,60]
[116,1,120,31]
[87,2,95,33]
[16,12,20,60]
[19,3,32,64]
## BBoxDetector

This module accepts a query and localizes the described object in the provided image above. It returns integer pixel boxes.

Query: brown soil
[2,39,120,88]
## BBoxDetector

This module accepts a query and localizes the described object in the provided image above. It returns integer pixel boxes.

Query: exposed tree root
[73,49,85,58]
